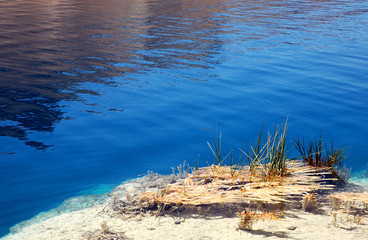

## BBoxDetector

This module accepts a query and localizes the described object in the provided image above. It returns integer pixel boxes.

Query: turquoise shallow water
[1,0,368,236]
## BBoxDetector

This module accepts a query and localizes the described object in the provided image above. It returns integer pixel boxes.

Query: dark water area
[1,0,368,236]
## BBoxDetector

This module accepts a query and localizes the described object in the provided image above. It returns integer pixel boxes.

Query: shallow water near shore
[1,0,368,236]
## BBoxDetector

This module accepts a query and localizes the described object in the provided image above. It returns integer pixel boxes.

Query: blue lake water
[1,0,368,237]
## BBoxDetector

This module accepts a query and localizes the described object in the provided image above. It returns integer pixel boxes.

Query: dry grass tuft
[330,192,368,226]
[84,221,131,240]
[237,210,281,230]
[302,192,316,212]
[330,192,368,210]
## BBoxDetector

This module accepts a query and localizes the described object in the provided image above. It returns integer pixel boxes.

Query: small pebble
[287,225,297,230]
[174,218,184,225]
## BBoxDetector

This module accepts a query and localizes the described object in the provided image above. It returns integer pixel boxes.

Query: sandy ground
[2,174,368,240]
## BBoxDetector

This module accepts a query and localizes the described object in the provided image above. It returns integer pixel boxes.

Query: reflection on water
[0,0,230,148]
[2,0,366,148]
[1,0,368,237]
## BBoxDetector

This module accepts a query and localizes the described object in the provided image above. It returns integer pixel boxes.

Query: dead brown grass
[139,160,335,208]
[330,192,368,226]
[237,210,281,230]
[302,192,316,212]
[330,192,368,208]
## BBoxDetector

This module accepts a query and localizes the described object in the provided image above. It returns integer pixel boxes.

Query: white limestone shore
[2,173,367,240]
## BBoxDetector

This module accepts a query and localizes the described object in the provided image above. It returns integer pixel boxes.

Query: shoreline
[2,171,368,240]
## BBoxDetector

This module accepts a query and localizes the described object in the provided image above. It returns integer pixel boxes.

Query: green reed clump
[244,125,264,176]
[207,128,247,176]
[205,120,349,184]
[241,120,291,181]
[294,135,324,167]
[207,128,231,166]
[263,121,290,179]
[205,120,291,181]
[294,136,350,184]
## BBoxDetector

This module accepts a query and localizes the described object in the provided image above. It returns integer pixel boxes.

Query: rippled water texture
[1,0,368,236]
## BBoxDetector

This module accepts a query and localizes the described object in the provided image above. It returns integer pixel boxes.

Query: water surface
[1,0,368,236]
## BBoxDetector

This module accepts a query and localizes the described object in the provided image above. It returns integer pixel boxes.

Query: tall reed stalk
[207,128,231,166]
